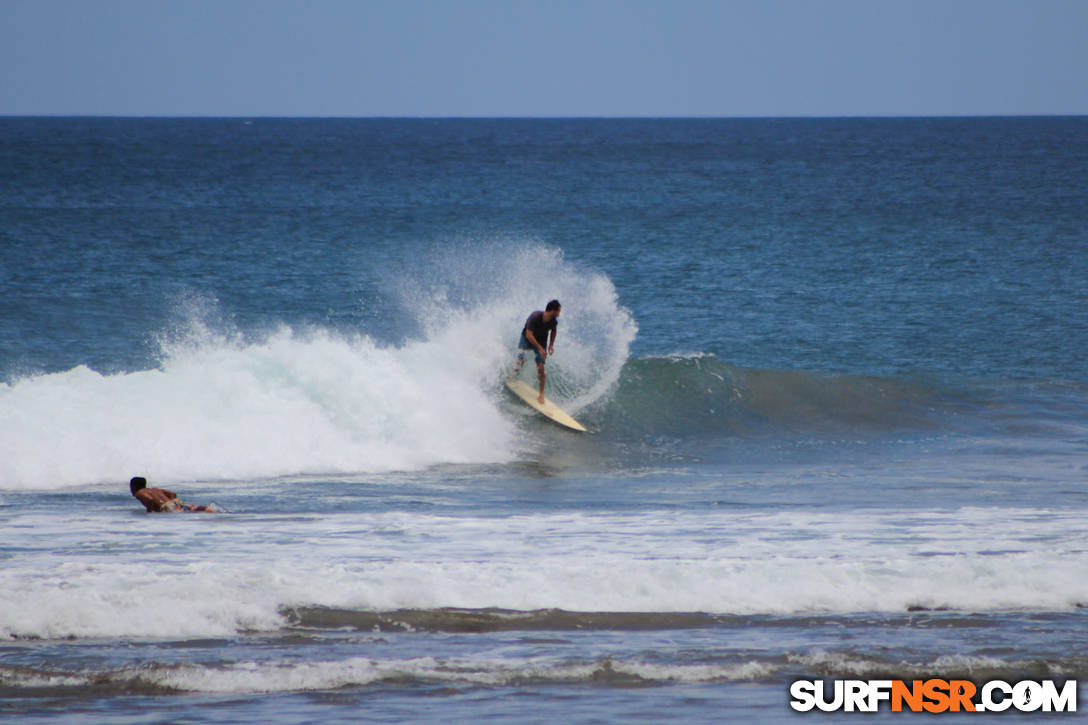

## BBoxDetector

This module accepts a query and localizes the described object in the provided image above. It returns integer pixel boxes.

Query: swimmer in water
[129,477,221,513]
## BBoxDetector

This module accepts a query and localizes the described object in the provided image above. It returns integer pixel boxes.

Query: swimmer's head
[130,476,148,495]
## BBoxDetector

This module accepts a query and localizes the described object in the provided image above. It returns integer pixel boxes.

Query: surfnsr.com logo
[790,679,1077,713]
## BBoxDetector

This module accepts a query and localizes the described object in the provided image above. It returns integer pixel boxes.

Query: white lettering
[1040,680,1077,713]
[789,680,817,712]
[981,680,1013,712]
[1013,680,1043,712]
[844,680,868,712]
[868,680,893,710]
[816,679,844,712]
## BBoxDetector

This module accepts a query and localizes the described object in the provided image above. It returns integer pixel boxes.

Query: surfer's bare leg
[510,353,525,380]
[536,362,546,403]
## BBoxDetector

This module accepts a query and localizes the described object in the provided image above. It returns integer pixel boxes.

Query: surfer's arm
[548,328,557,353]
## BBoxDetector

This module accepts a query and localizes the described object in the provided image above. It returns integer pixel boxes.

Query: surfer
[511,299,561,404]
[129,476,220,513]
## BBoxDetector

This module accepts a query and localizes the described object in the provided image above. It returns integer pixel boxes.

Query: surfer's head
[544,299,561,320]
[129,476,148,495]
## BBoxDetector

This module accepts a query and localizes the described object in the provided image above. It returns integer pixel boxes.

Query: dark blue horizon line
[2,113,1086,121]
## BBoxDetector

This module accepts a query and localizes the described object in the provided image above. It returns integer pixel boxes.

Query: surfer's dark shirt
[522,310,557,346]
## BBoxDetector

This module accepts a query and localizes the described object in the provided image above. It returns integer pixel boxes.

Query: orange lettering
[922,679,951,713]
[892,680,924,712]
[949,680,977,712]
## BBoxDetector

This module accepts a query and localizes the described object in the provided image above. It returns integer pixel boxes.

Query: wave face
[6,315,1084,490]
[583,354,1088,473]
[598,355,951,437]
[0,246,637,491]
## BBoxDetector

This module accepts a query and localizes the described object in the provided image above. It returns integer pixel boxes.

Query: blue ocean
[1,117,1087,723]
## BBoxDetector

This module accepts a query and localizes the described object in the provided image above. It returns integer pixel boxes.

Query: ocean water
[1,117,1087,723]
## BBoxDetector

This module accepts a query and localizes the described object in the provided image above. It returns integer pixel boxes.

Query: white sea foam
[0,329,515,489]
[2,506,1086,640]
[788,650,1034,678]
[0,656,775,694]
[0,245,636,491]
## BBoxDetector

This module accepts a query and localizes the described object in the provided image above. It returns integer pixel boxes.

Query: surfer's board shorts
[517,335,546,365]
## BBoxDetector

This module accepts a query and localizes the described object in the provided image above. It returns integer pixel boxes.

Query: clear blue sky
[3,0,1086,117]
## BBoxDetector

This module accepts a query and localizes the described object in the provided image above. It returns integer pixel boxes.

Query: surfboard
[505,379,587,432]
